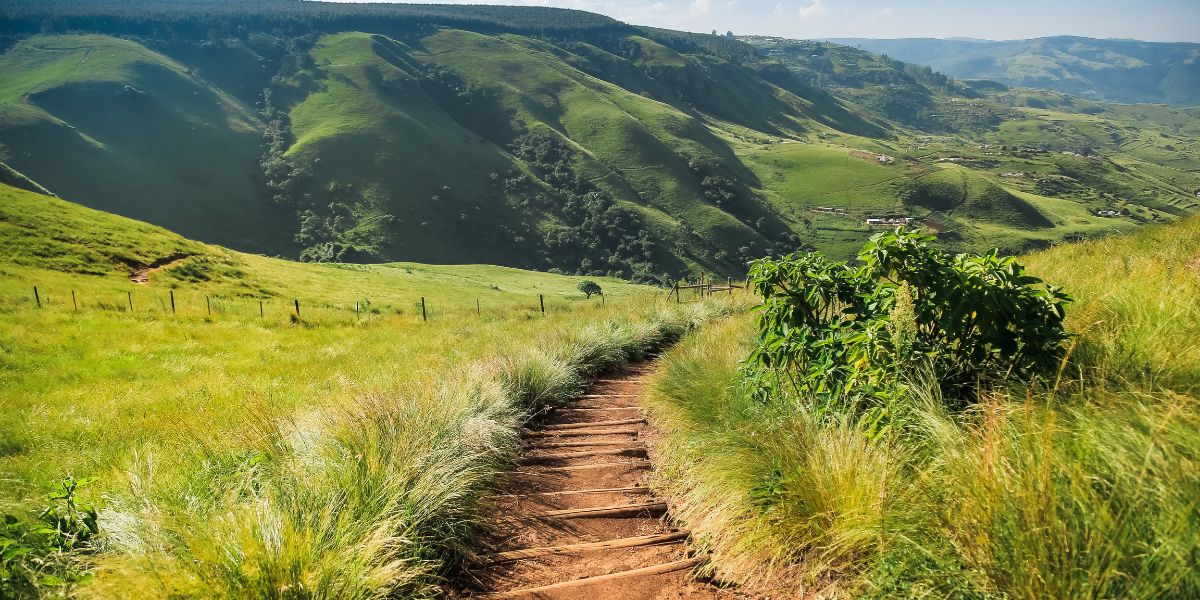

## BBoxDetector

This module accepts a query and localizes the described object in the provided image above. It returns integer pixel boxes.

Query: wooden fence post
[539,294,545,314]
[294,299,300,317]
[356,301,360,317]
[206,295,211,316]
[33,286,40,308]
[421,297,427,322]
[259,300,264,317]
[72,290,77,311]
[128,291,133,312]
[170,290,175,314]
[476,299,481,316]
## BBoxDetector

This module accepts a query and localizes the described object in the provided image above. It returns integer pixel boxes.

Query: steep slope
[0,35,290,252]
[280,32,536,265]
[825,36,1200,107]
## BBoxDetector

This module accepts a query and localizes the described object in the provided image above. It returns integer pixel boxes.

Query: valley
[0,2,1196,280]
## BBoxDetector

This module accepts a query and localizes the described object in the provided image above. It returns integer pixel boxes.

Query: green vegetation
[648,220,1200,598]
[3,3,1195,276]
[0,182,743,596]
[744,230,1069,430]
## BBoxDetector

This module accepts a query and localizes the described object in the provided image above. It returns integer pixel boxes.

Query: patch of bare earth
[463,364,755,599]
[1187,253,1200,273]
[129,255,191,284]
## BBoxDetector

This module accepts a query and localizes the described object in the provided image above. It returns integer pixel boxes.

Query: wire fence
[11,282,735,326]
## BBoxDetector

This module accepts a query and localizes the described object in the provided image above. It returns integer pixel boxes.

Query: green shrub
[1,477,98,597]
[744,229,1069,435]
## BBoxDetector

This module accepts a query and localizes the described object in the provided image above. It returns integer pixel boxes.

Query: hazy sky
[368,0,1200,42]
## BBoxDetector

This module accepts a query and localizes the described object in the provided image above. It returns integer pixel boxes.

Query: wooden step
[521,447,646,463]
[580,393,638,398]
[542,418,646,431]
[556,406,644,413]
[485,531,689,563]
[496,486,650,499]
[525,427,640,438]
[516,460,650,474]
[522,501,666,520]
[481,557,704,598]
[528,440,640,450]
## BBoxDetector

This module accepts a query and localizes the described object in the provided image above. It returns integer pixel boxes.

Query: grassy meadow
[0,183,744,597]
[646,217,1200,599]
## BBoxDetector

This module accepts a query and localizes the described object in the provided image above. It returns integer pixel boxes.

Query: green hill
[0,182,645,312]
[0,35,290,253]
[0,2,1198,277]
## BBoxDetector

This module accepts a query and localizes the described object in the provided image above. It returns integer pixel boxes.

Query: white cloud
[797,0,828,21]
[689,0,711,17]
[867,5,895,19]
[772,2,785,18]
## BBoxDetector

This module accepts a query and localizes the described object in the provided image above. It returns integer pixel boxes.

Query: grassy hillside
[0,183,646,319]
[0,5,1198,277]
[0,181,707,599]
[645,219,1200,598]
[826,36,1200,107]
[0,35,291,253]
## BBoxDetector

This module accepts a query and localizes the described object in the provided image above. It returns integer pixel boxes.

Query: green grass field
[0,182,742,597]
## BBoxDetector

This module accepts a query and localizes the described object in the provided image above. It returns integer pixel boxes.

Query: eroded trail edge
[469,364,726,599]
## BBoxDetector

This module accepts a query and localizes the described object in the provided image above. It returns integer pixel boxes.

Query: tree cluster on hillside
[509,130,660,282]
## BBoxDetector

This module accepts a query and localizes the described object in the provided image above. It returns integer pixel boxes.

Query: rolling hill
[823,36,1200,107]
[0,1,1198,279]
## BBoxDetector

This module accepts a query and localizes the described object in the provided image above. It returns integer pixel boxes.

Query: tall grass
[1021,216,1200,391]
[647,221,1200,599]
[65,299,735,598]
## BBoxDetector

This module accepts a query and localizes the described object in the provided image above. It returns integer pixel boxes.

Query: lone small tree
[578,280,603,299]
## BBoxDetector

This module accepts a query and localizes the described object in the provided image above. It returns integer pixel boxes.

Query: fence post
[294,299,300,317]
[206,295,211,316]
[421,297,427,322]
[356,301,360,317]
[260,300,264,317]
[476,299,481,316]
[72,290,77,311]
[170,290,175,314]
[127,291,133,312]
[33,286,40,308]
[601,293,605,306]
[539,294,545,315]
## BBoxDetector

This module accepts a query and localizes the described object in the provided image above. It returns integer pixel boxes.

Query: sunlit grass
[647,218,1200,599]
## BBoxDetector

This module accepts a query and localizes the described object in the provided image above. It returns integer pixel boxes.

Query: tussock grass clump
[1022,216,1200,391]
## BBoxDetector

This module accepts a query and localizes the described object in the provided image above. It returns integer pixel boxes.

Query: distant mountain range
[822,36,1200,107]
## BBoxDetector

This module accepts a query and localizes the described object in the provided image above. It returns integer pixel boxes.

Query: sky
[363,0,1200,42]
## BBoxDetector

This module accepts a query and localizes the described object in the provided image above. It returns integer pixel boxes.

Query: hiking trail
[468,363,738,599]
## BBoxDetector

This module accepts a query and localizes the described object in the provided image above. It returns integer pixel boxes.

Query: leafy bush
[744,229,1069,434]
[1,477,98,597]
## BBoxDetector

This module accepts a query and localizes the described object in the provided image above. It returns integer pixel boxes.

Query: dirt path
[129,255,191,284]
[468,363,732,599]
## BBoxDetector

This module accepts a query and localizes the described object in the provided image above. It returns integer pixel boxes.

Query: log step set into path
[469,365,739,599]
